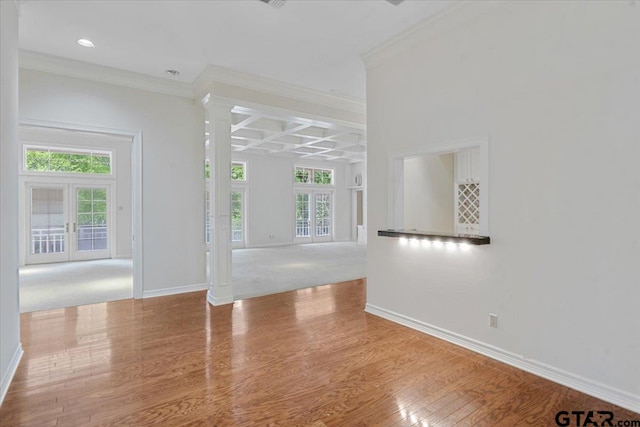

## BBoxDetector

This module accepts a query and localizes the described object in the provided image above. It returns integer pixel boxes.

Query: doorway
[18,122,142,311]
[26,183,112,264]
[295,191,333,243]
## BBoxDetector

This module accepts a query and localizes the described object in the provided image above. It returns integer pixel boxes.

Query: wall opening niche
[387,137,489,240]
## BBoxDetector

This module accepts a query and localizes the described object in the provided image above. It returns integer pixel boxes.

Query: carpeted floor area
[232,242,367,300]
[19,258,133,313]
[19,242,367,312]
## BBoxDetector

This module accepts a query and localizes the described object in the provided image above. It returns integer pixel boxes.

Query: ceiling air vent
[259,0,287,8]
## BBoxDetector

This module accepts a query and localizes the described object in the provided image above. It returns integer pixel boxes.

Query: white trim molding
[194,64,366,116]
[0,344,23,406]
[365,304,640,414]
[20,50,194,99]
[362,1,503,70]
[143,283,209,299]
[206,290,234,306]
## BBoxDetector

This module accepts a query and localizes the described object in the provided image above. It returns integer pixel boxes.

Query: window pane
[315,193,331,237]
[205,189,211,244]
[76,188,108,252]
[25,149,50,171]
[231,163,245,181]
[77,188,92,201]
[295,193,310,237]
[295,168,310,183]
[231,191,243,242]
[30,187,65,254]
[70,153,91,173]
[49,151,70,172]
[314,169,332,185]
[91,154,111,174]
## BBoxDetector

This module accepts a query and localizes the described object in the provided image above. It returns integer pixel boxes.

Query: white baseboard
[242,242,292,249]
[206,290,234,306]
[1,343,23,406]
[365,303,640,414]
[142,283,208,299]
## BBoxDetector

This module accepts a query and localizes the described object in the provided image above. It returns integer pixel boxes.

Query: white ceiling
[18,0,456,100]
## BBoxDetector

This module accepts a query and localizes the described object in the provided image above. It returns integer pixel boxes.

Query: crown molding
[362,1,504,70]
[20,50,194,99]
[194,64,366,116]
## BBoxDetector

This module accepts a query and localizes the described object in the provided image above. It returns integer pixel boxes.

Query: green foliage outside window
[295,167,333,185]
[25,148,111,175]
[295,168,311,183]
[231,163,245,181]
[314,170,332,185]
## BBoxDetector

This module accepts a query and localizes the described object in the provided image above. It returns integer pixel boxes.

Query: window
[205,189,211,244]
[232,162,246,181]
[24,146,112,175]
[231,190,244,244]
[294,166,333,185]
[295,167,312,184]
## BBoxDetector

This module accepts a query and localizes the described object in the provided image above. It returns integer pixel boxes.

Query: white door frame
[19,119,144,299]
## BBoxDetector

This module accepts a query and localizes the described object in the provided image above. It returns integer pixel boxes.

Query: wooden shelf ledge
[378,229,490,245]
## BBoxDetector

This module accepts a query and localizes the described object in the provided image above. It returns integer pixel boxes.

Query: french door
[26,183,112,264]
[295,191,332,243]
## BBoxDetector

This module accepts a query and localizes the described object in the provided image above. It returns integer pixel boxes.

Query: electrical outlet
[489,313,498,328]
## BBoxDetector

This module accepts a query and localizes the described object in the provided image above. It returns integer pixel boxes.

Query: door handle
[73,223,77,233]
[65,223,69,233]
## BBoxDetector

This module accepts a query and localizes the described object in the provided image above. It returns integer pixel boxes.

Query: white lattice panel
[458,183,480,225]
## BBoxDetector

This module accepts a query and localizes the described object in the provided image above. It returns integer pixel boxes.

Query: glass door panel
[314,192,332,241]
[27,185,69,264]
[72,185,111,261]
[231,190,244,248]
[295,192,311,240]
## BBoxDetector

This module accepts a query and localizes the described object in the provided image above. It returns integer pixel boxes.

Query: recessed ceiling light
[165,69,180,77]
[76,39,95,48]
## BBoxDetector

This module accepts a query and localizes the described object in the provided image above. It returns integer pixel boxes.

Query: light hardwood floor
[1,279,637,426]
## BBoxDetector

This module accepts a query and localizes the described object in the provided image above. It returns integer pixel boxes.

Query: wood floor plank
[1,279,638,426]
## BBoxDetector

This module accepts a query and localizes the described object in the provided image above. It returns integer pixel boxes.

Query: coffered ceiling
[227,106,365,163]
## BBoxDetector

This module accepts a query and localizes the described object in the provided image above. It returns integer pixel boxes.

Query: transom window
[24,146,112,175]
[232,161,246,181]
[294,167,333,185]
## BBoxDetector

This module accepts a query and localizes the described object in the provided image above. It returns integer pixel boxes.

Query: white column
[205,100,234,305]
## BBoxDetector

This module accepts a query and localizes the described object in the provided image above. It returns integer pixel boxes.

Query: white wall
[18,126,133,263]
[0,0,23,404]
[231,151,352,247]
[403,153,454,233]
[366,1,640,411]
[20,69,206,292]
